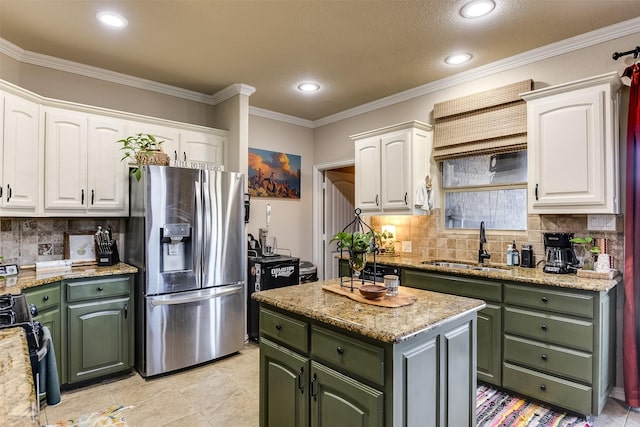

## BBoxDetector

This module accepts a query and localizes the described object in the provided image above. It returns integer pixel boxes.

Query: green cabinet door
[477,304,502,385]
[67,296,131,383]
[260,338,310,427]
[24,283,64,382]
[310,361,383,427]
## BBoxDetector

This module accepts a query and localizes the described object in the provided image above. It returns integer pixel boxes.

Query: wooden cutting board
[322,282,417,308]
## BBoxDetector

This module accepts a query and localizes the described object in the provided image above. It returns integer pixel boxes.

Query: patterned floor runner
[46,405,133,427]
[477,385,591,427]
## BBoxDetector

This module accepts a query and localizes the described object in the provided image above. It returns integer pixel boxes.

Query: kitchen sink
[421,260,509,273]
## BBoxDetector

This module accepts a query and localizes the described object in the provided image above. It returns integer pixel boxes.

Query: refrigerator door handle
[194,175,203,288]
[150,285,243,306]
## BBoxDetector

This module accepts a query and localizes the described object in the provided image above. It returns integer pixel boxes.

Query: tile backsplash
[369,209,624,270]
[0,217,126,267]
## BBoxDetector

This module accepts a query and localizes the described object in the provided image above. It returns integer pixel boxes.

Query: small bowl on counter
[358,284,387,300]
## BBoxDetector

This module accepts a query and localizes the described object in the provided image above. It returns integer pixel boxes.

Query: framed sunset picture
[248,148,301,199]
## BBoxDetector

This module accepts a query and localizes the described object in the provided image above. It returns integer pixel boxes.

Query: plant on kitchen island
[330,230,378,276]
[117,133,167,181]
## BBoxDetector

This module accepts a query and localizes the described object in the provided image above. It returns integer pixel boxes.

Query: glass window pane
[443,151,527,188]
[444,188,527,230]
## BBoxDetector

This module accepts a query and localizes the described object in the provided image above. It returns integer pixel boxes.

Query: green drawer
[504,335,592,384]
[504,307,593,352]
[24,284,61,312]
[311,325,384,386]
[260,308,309,354]
[504,283,593,319]
[66,277,131,303]
[402,269,502,302]
[503,362,592,415]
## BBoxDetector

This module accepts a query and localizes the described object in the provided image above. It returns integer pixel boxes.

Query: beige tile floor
[42,342,639,426]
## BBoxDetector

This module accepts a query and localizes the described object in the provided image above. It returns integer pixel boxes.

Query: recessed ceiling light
[444,53,473,65]
[297,82,320,93]
[460,0,496,18]
[96,11,128,28]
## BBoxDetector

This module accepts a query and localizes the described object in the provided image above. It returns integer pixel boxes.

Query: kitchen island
[252,279,485,427]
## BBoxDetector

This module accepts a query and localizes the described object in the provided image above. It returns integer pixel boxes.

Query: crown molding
[249,106,314,128]
[313,16,640,128]
[2,16,639,128]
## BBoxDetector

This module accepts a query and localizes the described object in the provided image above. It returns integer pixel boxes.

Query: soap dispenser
[506,244,514,266]
[511,240,520,266]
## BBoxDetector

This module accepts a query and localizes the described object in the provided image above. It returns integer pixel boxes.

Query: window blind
[433,79,533,161]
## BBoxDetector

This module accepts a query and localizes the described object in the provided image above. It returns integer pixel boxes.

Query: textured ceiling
[0,1,638,121]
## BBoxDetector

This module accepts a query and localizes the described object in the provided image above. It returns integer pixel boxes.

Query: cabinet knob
[541,324,548,331]
[541,354,548,361]
[275,323,282,330]
[541,296,548,303]
[183,151,187,161]
[540,384,547,391]
[336,346,344,355]
[174,150,178,161]
[43,295,49,301]
[97,286,104,292]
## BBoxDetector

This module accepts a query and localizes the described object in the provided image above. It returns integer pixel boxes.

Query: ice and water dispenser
[160,223,192,272]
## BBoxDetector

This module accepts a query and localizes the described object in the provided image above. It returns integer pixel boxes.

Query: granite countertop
[252,279,486,344]
[351,253,621,292]
[0,328,39,427]
[0,262,138,296]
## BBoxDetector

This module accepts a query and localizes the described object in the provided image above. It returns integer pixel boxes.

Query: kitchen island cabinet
[253,279,485,427]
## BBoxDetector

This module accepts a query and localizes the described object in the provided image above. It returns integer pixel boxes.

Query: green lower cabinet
[23,282,64,383]
[476,304,502,385]
[67,296,132,384]
[260,338,310,427]
[311,361,383,427]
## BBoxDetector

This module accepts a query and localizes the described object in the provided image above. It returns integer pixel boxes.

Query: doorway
[312,162,355,281]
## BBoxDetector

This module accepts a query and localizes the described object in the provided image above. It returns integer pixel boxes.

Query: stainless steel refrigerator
[126,165,246,377]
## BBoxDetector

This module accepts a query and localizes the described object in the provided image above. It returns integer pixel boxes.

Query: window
[442,151,527,230]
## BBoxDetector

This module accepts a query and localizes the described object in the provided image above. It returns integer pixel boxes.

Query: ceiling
[0,1,638,121]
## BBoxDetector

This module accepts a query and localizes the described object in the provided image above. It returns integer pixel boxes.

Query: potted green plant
[570,236,601,270]
[117,133,169,181]
[330,231,377,277]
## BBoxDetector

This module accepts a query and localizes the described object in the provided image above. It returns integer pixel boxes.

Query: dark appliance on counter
[0,294,49,405]
[543,232,579,274]
[247,255,299,341]
[520,244,535,268]
[362,263,401,283]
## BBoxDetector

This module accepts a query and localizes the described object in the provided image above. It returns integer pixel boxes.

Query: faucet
[478,221,491,264]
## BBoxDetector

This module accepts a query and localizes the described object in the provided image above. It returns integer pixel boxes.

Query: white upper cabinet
[523,72,622,214]
[351,121,432,214]
[127,122,225,167]
[0,91,40,214]
[44,108,127,215]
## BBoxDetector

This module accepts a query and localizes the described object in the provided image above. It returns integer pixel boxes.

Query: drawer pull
[275,324,282,330]
[97,286,104,292]
[43,295,49,301]
[541,296,548,303]
[540,384,547,391]
[540,324,548,331]
[336,346,345,355]
[541,354,548,361]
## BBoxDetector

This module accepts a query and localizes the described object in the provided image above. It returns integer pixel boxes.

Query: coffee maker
[543,232,579,274]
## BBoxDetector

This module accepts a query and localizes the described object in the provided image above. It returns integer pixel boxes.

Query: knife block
[97,240,120,266]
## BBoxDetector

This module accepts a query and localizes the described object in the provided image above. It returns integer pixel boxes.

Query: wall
[247,115,314,261]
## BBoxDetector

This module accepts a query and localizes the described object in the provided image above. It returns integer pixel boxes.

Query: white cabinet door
[180,130,225,166]
[44,109,87,211]
[88,117,127,213]
[381,130,411,210]
[127,122,179,165]
[354,137,381,212]
[524,73,620,214]
[1,93,39,212]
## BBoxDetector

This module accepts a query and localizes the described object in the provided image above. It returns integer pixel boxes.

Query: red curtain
[624,62,640,408]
